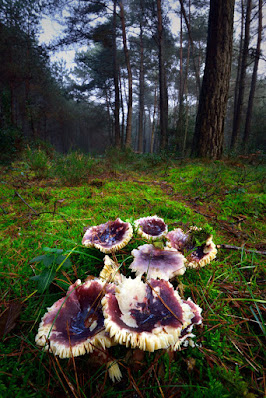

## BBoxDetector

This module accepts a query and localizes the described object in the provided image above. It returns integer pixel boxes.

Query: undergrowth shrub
[53,151,94,185]
[24,147,51,178]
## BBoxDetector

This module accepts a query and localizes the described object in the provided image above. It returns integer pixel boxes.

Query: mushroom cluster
[36,216,217,382]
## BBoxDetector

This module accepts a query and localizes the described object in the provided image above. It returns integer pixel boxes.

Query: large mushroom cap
[102,276,194,352]
[35,279,115,358]
[166,227,217,268]
[134,215,168,240]
[130,244,186,280]
[82,218,133,253]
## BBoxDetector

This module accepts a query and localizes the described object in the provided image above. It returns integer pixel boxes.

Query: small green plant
[30,247,72,293]
[53,151,93,185]
[24,148,50,178]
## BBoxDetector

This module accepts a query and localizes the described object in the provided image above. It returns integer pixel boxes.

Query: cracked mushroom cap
[102,276,195,352]
[166,227,217,268]
[134,215,168,240]
[130,244,186,280]
[35,279,115,358]
[82,218,133,253]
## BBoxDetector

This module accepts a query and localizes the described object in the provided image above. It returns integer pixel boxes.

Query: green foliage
[0,156,265,397]
[53,151,94,185]
[24,148,51,179]
[30,247,72,293]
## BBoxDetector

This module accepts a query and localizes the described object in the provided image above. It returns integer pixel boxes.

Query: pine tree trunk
[230,0,251,150]
[150,86,157,154]
[138,0,144,153]
[119,70,125,145]
[182,0,191,157]
[192,0,235,159]
[120,1,133,149]
[232,0,244,144]
[157,0,168,150]
[179,0,201,94]
[177,9,184,151]
[243,0,262,151]
[113,0,120,147]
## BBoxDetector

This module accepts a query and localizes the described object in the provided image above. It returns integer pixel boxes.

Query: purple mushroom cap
[102,276,195,351]
[130,244,186,280]
[35,279,115,358]
[166,227,217,268]
[134,216,168,240]
[82,218,133,253]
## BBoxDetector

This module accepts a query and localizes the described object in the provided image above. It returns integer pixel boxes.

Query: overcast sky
[39,5,266,76]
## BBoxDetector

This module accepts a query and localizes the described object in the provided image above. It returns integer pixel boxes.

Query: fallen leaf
[0,302,22,338]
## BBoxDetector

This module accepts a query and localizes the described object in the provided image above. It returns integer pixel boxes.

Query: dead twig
[217,244,266,256]
[14,190,70,228]
[0,205,7,214]
[14,190,38,214]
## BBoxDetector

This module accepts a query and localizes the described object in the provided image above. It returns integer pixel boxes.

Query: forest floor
[0,150,265,398]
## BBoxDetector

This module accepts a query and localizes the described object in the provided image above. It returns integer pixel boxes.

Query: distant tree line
[0,0,265,160]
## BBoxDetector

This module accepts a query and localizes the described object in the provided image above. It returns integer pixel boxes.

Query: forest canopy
[0,0,265,161]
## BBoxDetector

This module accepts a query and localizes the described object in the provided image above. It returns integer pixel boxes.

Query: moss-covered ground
[0,150,265,397]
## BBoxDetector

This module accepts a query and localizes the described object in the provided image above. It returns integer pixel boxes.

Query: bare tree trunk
[232,0,244,143]
[176,8,183,151]
[138,0,144,153]
[120,1,133,149]
[119,70,125,145]
[113,0,120,147]
[105,89,113,145]
[192,0,235,159]
[157,0,168,150]
[230,0,252,150]
[150,85,157,154]
[179,0,201,94]
[243,0,262,151]
[182,0,191,157]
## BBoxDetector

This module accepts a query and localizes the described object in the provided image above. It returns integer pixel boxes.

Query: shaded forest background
[0,0,265,162]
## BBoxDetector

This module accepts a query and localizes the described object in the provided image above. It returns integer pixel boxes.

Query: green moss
[0,156,265,397]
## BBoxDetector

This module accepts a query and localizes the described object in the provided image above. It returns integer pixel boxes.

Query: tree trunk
[119,70,125,145]
[232,0,244,145]
[182,0,191,157]
[113,0,120,147]
[138,0,144,153]
[150,85,157,154]
[177,8,184,152]
[179,0,201,95]
[192,0,235,159]
[120,1,133,149]
[230,0,252,150]
[243,0,262,151]
[157,0,168,150]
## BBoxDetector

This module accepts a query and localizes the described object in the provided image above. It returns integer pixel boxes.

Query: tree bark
[150,85,157,154]
[192,0,235,159]
[157,0,168,150]
[178,0,201,95]
[243,0,262,151]
[138,0,144,153]
[119,70,125,145]
[232,0,244,145]
[182,0,191,157]
[120,1,133,149]
[113,0,120,147]
[230,0,252,150]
